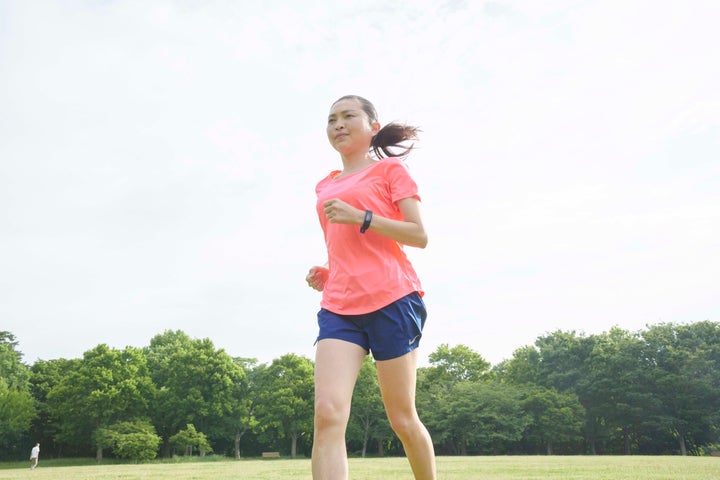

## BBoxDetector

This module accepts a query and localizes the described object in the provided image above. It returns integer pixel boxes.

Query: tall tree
[145,330,245,455]
[0,332,30,388]
[435,381,530,455]
[255,353,314,458]
[229,357,259,459]
[584,327,656,454]
[534,330,595,393]
[29,358,80,457]
[642,322,720,455]
[521,386,585,454]
[533,330,606,453]
[0,332,35,459]
[425,344,491,386]
[494,345,541,386]
[419,344,492,455]
[46,344,155,460]
[347,357,389,457]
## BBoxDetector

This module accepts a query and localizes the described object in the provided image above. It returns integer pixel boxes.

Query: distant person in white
[30,443,40,469]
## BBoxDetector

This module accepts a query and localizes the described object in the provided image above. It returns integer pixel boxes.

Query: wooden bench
[262,452,280,458]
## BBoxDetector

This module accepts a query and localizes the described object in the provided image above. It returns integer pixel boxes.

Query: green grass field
[1,456,718,479]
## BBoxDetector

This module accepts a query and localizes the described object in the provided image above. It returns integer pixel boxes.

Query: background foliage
[1,321,719,461]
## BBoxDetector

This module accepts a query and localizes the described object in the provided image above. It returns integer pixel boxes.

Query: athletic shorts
[315,292,427,361]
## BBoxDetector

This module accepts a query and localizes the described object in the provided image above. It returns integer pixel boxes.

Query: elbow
[414,233,428,249]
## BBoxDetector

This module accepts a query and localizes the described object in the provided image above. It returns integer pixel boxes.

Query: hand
[306,265,329,291]
[323,198,363,225]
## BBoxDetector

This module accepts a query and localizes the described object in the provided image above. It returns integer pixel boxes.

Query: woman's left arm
[368,197,427,248]
[322,197,428,248]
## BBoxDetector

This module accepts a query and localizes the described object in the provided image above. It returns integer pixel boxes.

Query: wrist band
[360,210,373,234]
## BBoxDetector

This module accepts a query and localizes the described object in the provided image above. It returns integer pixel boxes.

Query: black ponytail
[371,122,419,159]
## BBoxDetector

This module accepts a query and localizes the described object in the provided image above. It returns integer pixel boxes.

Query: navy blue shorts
[316,292,427,361]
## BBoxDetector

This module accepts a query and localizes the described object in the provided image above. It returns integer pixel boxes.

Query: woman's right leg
[312,338,367,480]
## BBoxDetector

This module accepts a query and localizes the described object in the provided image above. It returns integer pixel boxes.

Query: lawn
[1,456,718,479]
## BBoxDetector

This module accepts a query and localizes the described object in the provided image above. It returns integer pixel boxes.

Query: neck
[340,153,375,174]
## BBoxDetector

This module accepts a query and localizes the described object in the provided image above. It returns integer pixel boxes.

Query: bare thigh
[376,349,419,422]
[314,339,367,420]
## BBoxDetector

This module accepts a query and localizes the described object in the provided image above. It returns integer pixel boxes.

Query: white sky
[2,0,718,367]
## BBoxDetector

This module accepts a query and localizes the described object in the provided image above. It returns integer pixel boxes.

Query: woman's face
[326,98,380,155]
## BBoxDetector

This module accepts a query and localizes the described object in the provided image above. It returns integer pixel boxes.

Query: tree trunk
[361,417,371,458]
[96,446,103,463]
[678,428,687,456]
[378,439,385,457]
[588,437,597,455]
[291,433,298,458]
[623,428,631,454]
[546,442,553,455]
[162,441,172,458]
[234,431,244,459]
[445,439,457,455]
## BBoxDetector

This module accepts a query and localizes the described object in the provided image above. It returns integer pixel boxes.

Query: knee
[387,410,421,441]
[314,396,350,431]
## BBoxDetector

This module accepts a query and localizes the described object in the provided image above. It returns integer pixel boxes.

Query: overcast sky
[2,0,718,367]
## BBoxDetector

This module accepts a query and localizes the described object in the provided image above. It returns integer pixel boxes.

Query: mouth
[334,133,349,140]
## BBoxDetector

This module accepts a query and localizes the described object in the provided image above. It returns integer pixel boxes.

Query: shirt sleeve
[386,158,421,204]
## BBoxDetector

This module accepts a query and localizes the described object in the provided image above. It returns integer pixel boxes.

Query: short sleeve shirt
[315,157,423,314]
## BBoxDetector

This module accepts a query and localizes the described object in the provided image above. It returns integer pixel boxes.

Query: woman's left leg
[376,349,436,480]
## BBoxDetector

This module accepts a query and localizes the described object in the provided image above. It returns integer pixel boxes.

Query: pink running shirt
[315,157,424,314]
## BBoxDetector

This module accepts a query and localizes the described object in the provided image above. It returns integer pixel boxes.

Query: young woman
[306,95,436,480]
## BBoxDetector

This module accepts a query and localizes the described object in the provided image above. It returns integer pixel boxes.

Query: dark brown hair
[333,95,419,159]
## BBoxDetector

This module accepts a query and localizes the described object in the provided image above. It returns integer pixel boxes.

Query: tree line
[1,321,718,461]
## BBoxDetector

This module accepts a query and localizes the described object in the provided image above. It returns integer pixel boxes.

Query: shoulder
[376,157,416,184]
[374,157,412,176]
[379,156,406,168]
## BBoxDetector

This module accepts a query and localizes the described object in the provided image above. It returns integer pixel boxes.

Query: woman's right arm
[305,264,329,291]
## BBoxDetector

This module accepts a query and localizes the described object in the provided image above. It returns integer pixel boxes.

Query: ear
[371,121,381,135]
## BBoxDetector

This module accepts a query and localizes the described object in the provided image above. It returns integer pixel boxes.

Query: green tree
[534,331,595,393]
[255,354,314,458]
[347,357,389,457]
[418,344,493,455]
[494,345,541,385]
[46,344,155,460]
[0,332,35,459]
[230,357,259,459]
[145,330,245,456]
[436,381,530,455]
[169,423,212,456]
[0,332,30,388]
[522,386,585,454]
[642,322,720,455]
[0,379,35,457]
[29,358,80,456]
[425,344,491,386]
[584,327,656,454]
[96,420,161,461]
[533,330,605,453]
